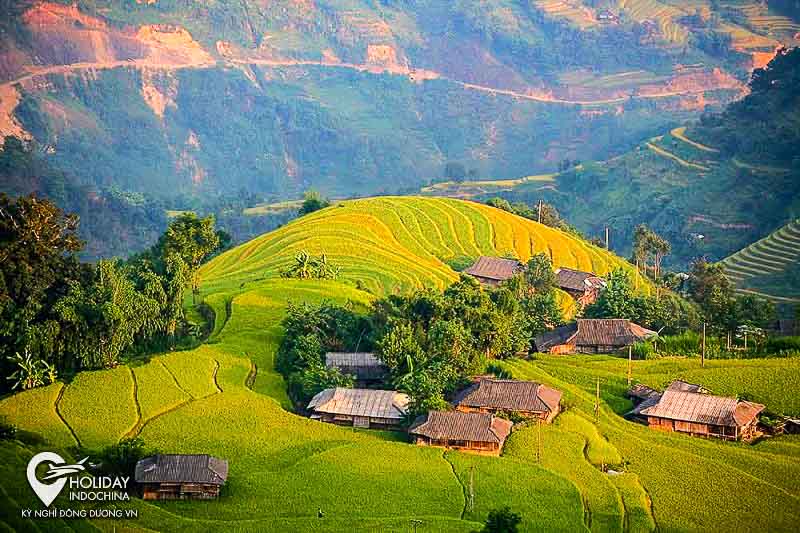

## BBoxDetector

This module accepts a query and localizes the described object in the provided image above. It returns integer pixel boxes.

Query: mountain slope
[1,0,785,202]
[722,219,800,303]
[491,47,800,267]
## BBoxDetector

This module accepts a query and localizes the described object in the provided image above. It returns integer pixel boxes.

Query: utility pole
[701,323,706,368]
[468,466,475,513]
[594,378,600,421]
[605,226,610,250]
[536,417,543,464]
[627,345,632,387]
[538,199,543,224]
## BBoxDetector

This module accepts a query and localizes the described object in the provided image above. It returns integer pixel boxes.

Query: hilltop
[1,196,798,532]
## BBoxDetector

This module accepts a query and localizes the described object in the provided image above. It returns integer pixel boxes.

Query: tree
[159,212,220,297]
[481,507,522,533]
[299,190,330,215]
[585,269,639,320]
[523,253,557,294]
[0,194,87,384]
[686,259,735,331]
[54,260,163,368]
[632,224,671,279]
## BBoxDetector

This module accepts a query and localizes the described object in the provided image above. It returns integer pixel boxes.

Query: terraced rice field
[616,0,689,44]
[0,197,797,531]
[200,197,647,297]
[722,1,800,38]
[533,0,598,28]
[721,218,800,302]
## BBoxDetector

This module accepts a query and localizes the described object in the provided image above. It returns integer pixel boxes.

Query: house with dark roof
[325,352,388,385]
[534,319,656,354]
[454,378,562,423]
[135,454,228,500]
[307,388,409,429]
[409,411,513,455]
[554,267,606,307]
[640,389,764,441]
[463,256,524,286]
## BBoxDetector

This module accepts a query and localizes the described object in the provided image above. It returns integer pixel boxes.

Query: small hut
[307,388,409,429]
[135,454,228,500]
[463,256,524,286]
[640,390,764,441]
[534,319,656,354]
[409,411,513,455]
[325,352,388,385]
[454,378,562,423]
[554,267,606,307]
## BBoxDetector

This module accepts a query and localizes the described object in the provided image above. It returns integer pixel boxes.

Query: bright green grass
[133,360,190,421]
[0,197,797,531]
[607,473,655,533]
[58,366,138,450]
[446,451,588,531]
[500,357,800,532]
[0,383,76,449]
[159,351,221,399]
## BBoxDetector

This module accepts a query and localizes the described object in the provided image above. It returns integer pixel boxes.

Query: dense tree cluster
[584,269,700,334]
[0,195,226,392]
[277,253,564,415]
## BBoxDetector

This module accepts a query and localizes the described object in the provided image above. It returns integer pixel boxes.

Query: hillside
[2,0,794,203]
[722,218,800,304]
[488,47,800,267]
[200,196,648,296]
[1,197,798,532]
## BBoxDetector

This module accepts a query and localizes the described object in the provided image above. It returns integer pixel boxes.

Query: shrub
[481,507,522,533]
[631,341,655,360]
[446,255,476,272]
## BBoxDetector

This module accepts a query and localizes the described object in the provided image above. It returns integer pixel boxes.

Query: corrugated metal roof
[666,380,707,394]
[325,352,388,380]
[464,256,523,282]
[555,268,606,292]
[640,390,764,427]
[134,455,228,485]
[534,319,656,351]
[307,388,409,420]
[409,411,512,444]
[454,378,561,413]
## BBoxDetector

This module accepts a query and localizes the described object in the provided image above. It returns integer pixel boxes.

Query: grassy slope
[0,197,798,532]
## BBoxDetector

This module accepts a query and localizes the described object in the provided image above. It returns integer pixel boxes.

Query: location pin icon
[27,452,67,507]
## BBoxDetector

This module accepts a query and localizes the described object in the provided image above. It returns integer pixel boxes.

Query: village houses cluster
[133,256,766,500]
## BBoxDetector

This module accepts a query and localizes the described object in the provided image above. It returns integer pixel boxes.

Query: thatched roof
[555,268,606,293]
[534,319,656,351]
[454,378,561,413]
[409,411,512,444]
[308,388,409,420]
[325,352,388,380]
[640,390,764,427]
[464,256,523,282]
[135,455,228,485]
